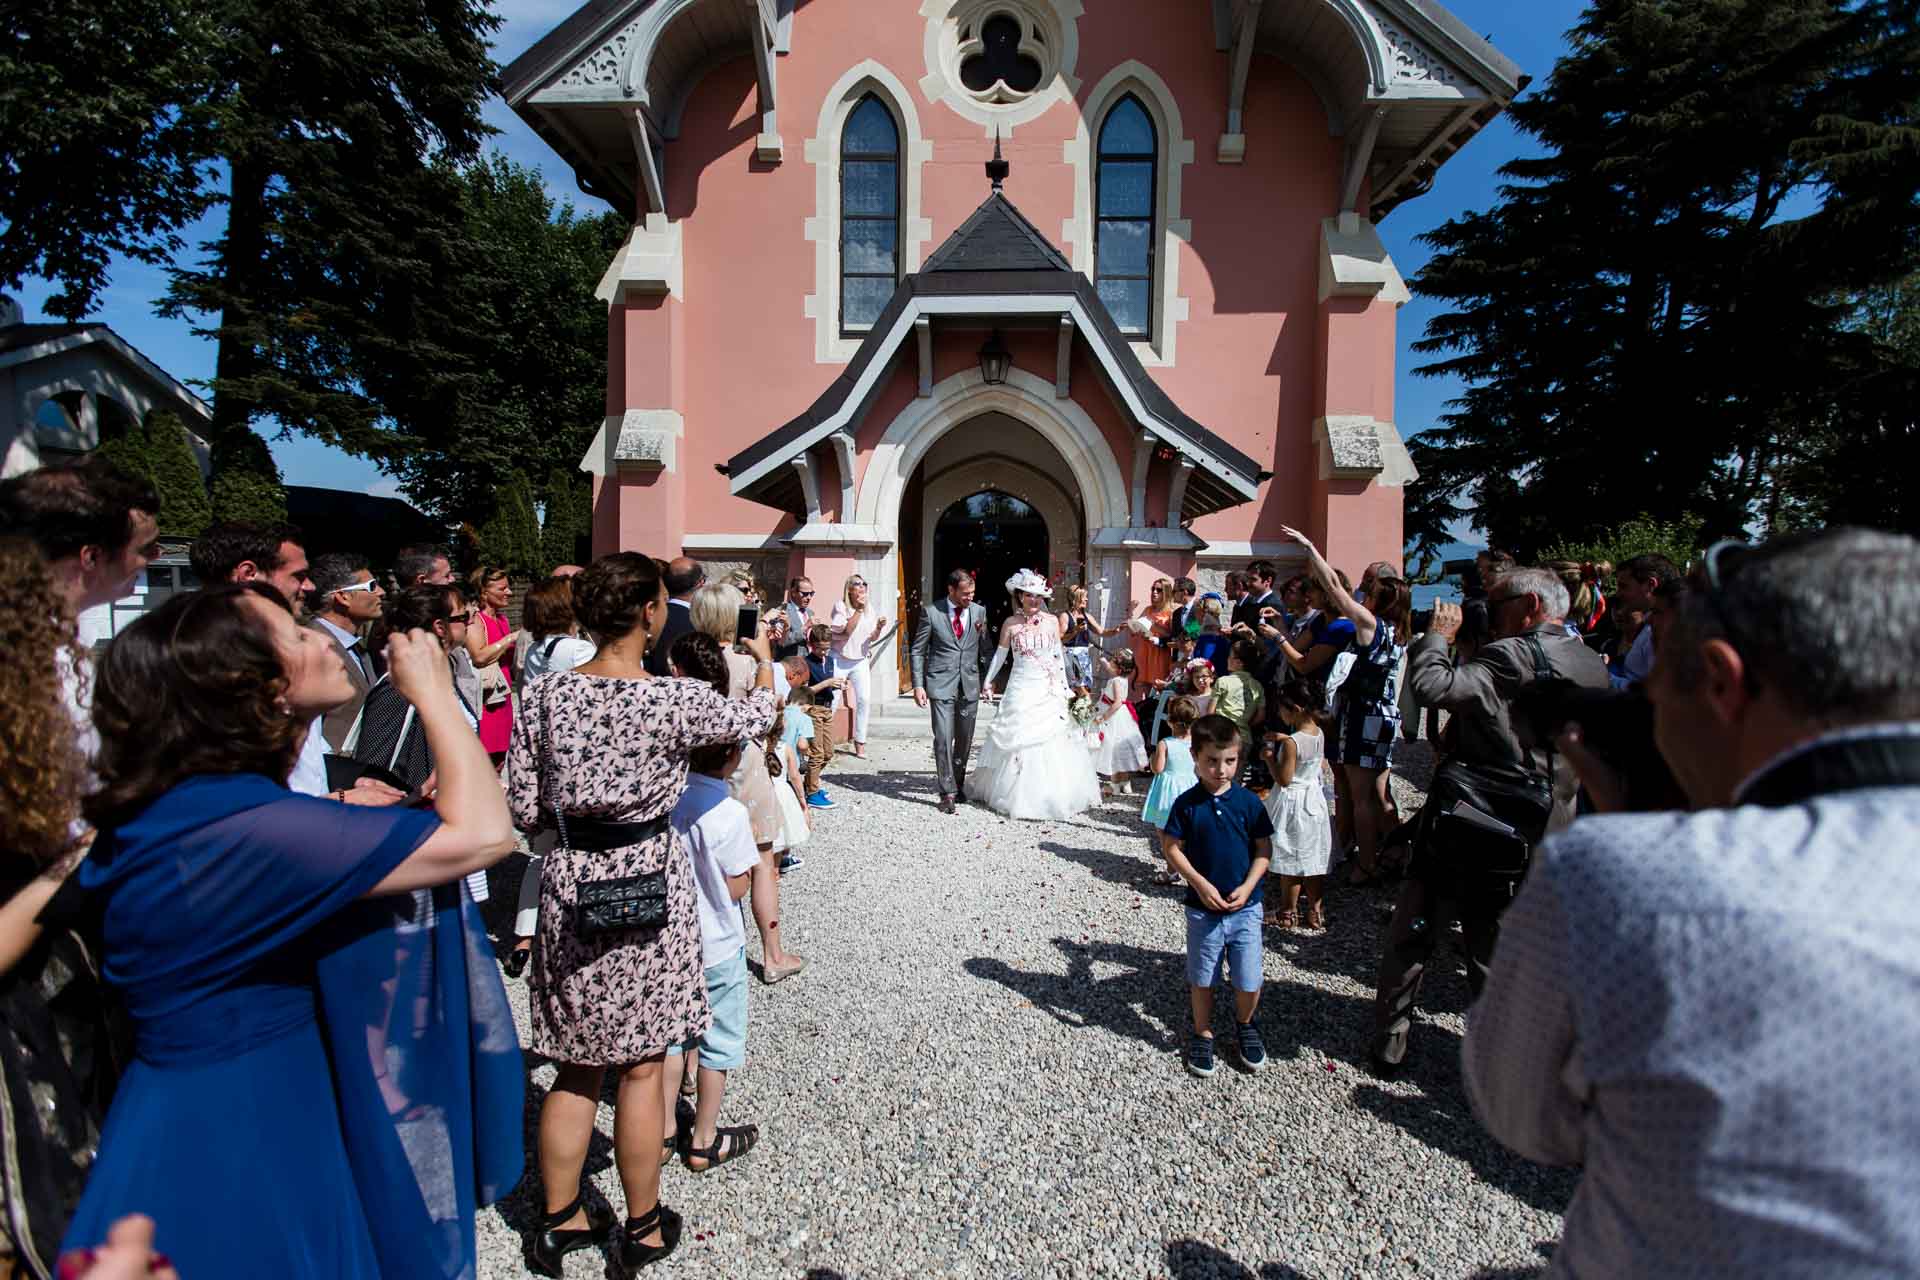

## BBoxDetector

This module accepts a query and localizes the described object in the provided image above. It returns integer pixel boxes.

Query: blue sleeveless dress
[61,774,523,1279]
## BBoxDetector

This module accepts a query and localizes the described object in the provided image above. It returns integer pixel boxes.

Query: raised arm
[1407,603,1518,714]
[1278,524,1377,645]
[371,631,515,894]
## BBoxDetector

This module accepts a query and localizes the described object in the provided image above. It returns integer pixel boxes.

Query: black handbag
[540,684,670,939]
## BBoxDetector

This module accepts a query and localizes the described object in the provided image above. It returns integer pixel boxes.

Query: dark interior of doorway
[933,491,1049,637]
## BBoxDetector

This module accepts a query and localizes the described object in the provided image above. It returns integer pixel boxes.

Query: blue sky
[10,0,1582,513]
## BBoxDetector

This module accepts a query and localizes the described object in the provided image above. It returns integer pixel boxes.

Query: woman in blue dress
[60,582,524,1279]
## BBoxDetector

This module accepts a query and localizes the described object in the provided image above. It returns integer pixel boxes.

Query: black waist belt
[561,814,671,852]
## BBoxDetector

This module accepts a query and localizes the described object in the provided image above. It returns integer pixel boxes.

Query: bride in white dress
[969,570,1103,821]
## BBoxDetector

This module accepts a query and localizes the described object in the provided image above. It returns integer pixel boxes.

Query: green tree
[477,470,541,579]
[1407,0,1920,562]
[152,0,500,520]
[375,156,626,525]
[0,0,224,317]
[207,429,288,524]
[91,410,215,536]
[1540,512,1709,582]
[539,467,590,573]
[143,411,214,537]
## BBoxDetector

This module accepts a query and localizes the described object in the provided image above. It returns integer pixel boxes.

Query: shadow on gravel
[1349,1081,1577,1216]
[490,1076,618,1243]
[964,937,1188,1051]
[1164,1240,1311,1278]
[1037,839,1182,897]
[818,769,945,809]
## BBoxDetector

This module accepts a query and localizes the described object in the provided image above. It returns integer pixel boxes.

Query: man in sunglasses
[1464,528,1920,1277]
[774,576,816,660]
[306,553,386,750]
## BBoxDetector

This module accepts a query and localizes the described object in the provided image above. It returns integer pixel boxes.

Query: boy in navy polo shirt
[1162,713,1274,1077]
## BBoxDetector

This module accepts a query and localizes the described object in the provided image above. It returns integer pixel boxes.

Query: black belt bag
[541,684,672,939]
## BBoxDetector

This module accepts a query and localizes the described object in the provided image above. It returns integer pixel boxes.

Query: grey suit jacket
[309,617,373,751]
[910,597,990,699]
[1407,622,1609,831]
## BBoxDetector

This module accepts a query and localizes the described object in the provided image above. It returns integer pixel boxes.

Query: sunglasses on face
[446,611,472,624]
[796,591,815,599]
[335,580,381,595]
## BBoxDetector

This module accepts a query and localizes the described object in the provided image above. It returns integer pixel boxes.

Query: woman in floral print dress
[509,553,776,1275]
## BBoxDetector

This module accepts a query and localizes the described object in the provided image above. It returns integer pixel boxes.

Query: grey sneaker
[1236,1020,1267,1072]
[1185,1033,1216,1078]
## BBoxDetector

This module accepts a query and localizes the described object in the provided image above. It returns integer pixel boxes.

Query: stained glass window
[1094,96,1156,339]
[841,96,900,333]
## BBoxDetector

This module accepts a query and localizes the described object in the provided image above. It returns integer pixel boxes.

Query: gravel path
[478,737,1569,1279]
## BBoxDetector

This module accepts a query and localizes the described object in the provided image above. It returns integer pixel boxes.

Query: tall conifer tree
[1409,0,1920,558]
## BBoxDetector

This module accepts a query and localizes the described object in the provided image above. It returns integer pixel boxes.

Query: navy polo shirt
[805,651,834,689]
[1163,782,1275,912]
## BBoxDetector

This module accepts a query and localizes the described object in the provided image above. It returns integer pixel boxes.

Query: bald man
[644,556,705,676]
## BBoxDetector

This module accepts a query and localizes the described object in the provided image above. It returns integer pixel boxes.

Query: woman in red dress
[465,565,516,765]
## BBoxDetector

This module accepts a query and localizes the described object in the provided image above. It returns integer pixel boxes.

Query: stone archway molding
[854,365,1128,534]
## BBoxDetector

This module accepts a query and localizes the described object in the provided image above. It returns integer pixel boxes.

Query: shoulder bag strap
[338,676,381,754]
[388,704,416,774]
[1514,633,1558,785]
[541,679,570,851]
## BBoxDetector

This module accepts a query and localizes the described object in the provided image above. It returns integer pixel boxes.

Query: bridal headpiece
[1005,568,1051,599]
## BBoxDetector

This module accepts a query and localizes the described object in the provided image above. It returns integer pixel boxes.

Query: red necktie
[952,609,964,641]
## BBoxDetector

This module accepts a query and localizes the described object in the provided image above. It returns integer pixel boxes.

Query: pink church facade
[506,0,1519,697]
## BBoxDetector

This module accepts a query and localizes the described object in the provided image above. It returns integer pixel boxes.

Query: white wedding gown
[968,619,1103,821]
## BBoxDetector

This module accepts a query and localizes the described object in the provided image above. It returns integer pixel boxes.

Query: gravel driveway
[479,738,1570,1279]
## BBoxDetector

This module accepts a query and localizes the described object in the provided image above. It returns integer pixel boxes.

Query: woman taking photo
[464,565,515,766]
[60,583,521,1280]
[689,583,805,982]
[1276,526,1409,886]
[828,574,887,759]
[1058,585,1116,696]
[511,554,777,1275]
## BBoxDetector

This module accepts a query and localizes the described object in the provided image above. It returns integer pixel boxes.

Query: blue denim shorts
[666,948,748,1071]
[1184,903,1264,993]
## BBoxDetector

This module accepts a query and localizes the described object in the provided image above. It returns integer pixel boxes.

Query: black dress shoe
[619,1202,683,1273]
[526,1193,615,1277]
[938,795,956,814]
[503,944,532,979]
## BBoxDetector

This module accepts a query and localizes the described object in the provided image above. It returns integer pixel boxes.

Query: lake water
[1407,539,1483,610]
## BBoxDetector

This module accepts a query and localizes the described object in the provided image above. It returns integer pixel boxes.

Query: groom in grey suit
[910,569,992,814]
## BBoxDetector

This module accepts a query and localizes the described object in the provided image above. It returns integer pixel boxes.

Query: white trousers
[834,655,872,743]
[514,829,556,938]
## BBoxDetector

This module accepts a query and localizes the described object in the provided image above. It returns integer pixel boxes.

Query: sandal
[1266,909,1299,931]
[682,1123,759,1172]
[1305,901,1326,930]
[618,1201,683,1273]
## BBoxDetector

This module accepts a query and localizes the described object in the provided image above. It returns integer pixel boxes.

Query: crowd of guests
[5,451,1919,1277]
[0,456,844,1278]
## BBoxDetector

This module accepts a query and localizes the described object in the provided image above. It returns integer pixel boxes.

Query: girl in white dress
[1089,648,1150,791]
[968,570,1103,821]
[1261,678,1332,930]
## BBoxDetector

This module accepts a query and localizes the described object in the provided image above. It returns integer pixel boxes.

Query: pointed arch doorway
[891,411,1089,690]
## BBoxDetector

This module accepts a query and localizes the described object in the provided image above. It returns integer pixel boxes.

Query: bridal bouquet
[1068,692,1097,734]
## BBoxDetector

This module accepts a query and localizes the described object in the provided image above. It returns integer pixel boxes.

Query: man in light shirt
[0,455,162,769]
[306,552,385,750]
[1464,527,1920,1277]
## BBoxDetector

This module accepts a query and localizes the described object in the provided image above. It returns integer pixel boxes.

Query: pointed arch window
[840,95,901,334]
[1094,95,1156,339]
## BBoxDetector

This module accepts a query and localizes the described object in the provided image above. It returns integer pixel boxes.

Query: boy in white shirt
[662,740,762,1169]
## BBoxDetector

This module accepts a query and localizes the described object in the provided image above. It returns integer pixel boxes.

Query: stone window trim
[804,62,934,365]
[1066,62,1194,367]
[918,0,1082,137]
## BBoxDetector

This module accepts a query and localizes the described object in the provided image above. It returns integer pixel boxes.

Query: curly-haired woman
[60,583,521,1280]
[0,538,120,1280]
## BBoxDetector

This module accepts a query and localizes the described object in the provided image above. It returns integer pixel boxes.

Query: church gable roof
[920,194,1073,275]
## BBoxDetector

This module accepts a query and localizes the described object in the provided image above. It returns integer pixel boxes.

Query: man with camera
[1462,529,1920,1275]
[1369,565,1608,1073]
